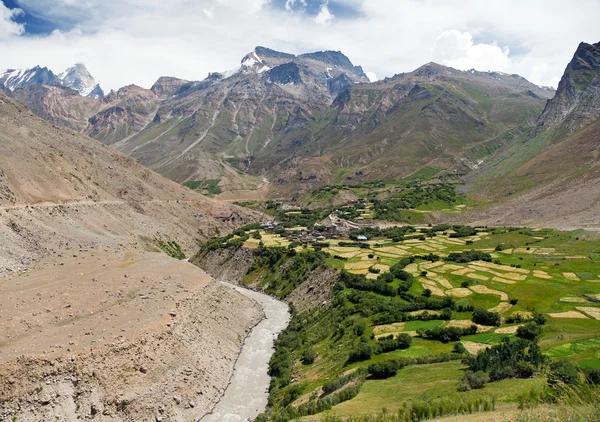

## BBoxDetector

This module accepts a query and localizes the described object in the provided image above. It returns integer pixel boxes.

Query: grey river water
[201,282,291,422]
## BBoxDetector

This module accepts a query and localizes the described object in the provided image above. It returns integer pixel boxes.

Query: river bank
[201,282,291,422]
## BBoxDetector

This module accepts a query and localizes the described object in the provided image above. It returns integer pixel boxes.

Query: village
[260,202,377,245]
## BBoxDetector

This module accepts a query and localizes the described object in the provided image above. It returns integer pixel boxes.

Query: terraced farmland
[232,225,600,420]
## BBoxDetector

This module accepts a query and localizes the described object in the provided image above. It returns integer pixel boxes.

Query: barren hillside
[0,91,265,421]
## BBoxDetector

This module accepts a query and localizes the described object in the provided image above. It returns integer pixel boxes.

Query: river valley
[201,282,291,422]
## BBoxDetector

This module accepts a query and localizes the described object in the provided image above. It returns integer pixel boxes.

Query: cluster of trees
[449,226,478,238]
[373,185,457,221]
[463,337,546,382]
[339,256,418,297]
[446,250,492,263]
[338,241,371,249]
[418,324,478,343]
[349,226,417,242]
[154,239,185,260]
[267,250,328,297]
[341,270,397,296]
[366,293,454,325]
[348,334,413,364]
[259,384,362,422]
[368,359,410,379]
[472,308,501,327]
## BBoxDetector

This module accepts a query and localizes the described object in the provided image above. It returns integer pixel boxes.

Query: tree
[516,322,542,340]
[397,333,412,349]
[533,313,547,325]
[302,349,317,365]
[347,343,373,363]
[453,342,467,354]
[472,308,501,326]
[368,362,399,379]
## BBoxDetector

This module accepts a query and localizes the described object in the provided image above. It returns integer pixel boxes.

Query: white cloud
[285,0,307,12]
[314,2,334,25]
[366,71,377,82]
[0,3,24,39]
[0,0,599,90]
[433,30,511,72]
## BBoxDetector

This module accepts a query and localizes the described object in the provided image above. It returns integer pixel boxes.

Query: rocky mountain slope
[536,41,600,135]
[0,90,264,420]
[1,64,106,131]
[2,48,556,198]
[456,41,600,229]
[111,51,553,196]
[110,47,370,190]
[263,63,553,195]
[0,90,256,254]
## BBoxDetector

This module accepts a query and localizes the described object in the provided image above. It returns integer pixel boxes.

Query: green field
[204,216,600,421]
[327,361,545,417]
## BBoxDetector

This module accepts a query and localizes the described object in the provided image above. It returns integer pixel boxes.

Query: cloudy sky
[1,0,599,91]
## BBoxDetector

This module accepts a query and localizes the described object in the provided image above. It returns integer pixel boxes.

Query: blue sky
[1,0,363,35]
[1,0,58,34]
[1,0,599,91]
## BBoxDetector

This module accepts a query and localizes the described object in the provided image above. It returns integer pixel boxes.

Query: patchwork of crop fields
[243,226,600,415]
[240,225,600,418]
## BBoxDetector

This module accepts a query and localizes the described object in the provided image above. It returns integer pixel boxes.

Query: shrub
[453,342,467,354]
[397,333,412,349]
[514,361,536,378]
[458,371,489,391]
[354,321,366,337]
[302,349,317,365]
[461,281,470,288]
[510,298,519,305]
[584,368,600,385]
[548,360,579,385]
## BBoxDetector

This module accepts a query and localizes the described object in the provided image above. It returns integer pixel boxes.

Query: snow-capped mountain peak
[0,63,104,98]
[0,66,62,91]
[59,63,104,98]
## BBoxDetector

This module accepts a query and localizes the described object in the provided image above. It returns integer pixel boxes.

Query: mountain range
[2,41,600,228]
[0,63,104,98]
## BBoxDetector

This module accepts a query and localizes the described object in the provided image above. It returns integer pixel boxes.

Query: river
[200,282,291,422]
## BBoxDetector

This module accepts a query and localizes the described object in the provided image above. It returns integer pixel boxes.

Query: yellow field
[577,307,600,320]
[548,311,589,319]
